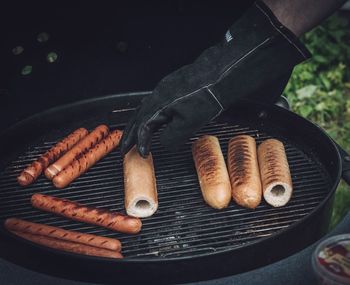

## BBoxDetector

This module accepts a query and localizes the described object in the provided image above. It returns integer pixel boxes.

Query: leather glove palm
[120,1,311,157]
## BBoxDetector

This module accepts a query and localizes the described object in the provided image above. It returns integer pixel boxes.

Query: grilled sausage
[52,130,123,188]
[124,146,158,218]
[45,125,109,180]
[11,231,123,259]
[17,128,88,186]
[31,194,142,234]
[192,135,231,209]
[4,218,121,251]
[227,135,262,209]
[257,139,293,207]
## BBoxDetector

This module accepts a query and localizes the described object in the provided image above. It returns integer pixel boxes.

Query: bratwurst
[52,129,122,188]
[45,125,109,179]
[11,231,123,259]
[31,193,142,234]
[5,218,121,251]
[17,128,88,186]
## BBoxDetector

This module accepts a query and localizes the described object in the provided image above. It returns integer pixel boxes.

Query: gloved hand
[120,0,311,157]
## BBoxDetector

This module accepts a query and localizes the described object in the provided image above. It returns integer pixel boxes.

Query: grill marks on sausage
[31,194,142,234]
[4,218,122,252]
[17,128,88,186]
[11,231,123,259]
[52,130,123,188]
[40,129,88,169]
[44,125,109,179]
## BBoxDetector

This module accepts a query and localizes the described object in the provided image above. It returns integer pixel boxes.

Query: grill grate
[0,121,331,259]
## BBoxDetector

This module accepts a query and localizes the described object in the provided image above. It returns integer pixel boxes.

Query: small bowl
[312,234,350,285]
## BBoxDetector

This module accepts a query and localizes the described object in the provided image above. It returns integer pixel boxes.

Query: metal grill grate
[0,121,331,259]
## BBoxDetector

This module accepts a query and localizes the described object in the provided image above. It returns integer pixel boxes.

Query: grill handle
[335,142,350,185]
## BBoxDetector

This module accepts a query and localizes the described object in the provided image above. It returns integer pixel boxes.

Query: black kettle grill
[1,2,350,284]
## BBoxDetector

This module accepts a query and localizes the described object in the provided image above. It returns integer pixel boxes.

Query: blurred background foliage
[283,13,350,228]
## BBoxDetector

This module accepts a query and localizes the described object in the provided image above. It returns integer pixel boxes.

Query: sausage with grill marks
[4,218,121,251]
[45,125,109,180]
[257,139,293,207]
[11,231,123,259]
[17,128,88,186]
[192,135,231,209]
[52,129,123,188]
[31,193,142,234]
[227,135,262,209]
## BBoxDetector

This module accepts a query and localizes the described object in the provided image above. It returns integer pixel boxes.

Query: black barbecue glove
[120,1,311,157]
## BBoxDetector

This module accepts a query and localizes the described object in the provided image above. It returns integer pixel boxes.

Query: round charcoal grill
[0,92,348,284]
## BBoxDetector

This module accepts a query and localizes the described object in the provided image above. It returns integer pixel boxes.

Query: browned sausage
[45,125,109,179]
[17,128,88,186]
[192,135,231,209]
[227,135,262,209]
[257,139,293,207]
[4,218,121,251]
[31,193,142,234]
[11,231,123,259]
[124,146,158,218]
[52,129,122,188]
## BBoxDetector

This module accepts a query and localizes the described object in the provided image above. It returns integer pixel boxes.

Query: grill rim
[0,92,342,283]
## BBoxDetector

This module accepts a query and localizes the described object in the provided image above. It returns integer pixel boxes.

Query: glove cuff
[253,1,311,59]
[211,0,311,109]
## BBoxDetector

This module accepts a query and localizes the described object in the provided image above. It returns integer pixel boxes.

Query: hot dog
[17,128,88,186]
[257,139,293,207]
[11,231,123,259]
[52,129,122,188]
[45,125,109,180]
[31,193,142,234]
[4,218,121,251]
[227,135,262,209]
[192,135,231,209]
[124,146,158,218]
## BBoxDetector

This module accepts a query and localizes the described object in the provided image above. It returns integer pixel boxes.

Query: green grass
[331,181,350,229]
[283,13,350,229]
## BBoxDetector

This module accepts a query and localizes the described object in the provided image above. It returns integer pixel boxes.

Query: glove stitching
[140,36,270,135]
[255,2,308,59]
[138,88,206,140]
[212,37,270,85]
[138,87,224,144]
[139,6,295,138]
[206,87,224,111]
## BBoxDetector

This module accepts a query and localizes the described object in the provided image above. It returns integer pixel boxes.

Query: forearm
[263,0,347,36]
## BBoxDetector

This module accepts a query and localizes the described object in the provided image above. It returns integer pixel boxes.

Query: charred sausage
[45,125,109,179]
[17,128,88,186]
[11,231,123,259]
[5,218,121,251]
[52,129,122,188]
[31,193,142,234]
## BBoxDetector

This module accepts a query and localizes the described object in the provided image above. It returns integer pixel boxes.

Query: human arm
[263,0,347,36]
[120,0,346,157]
